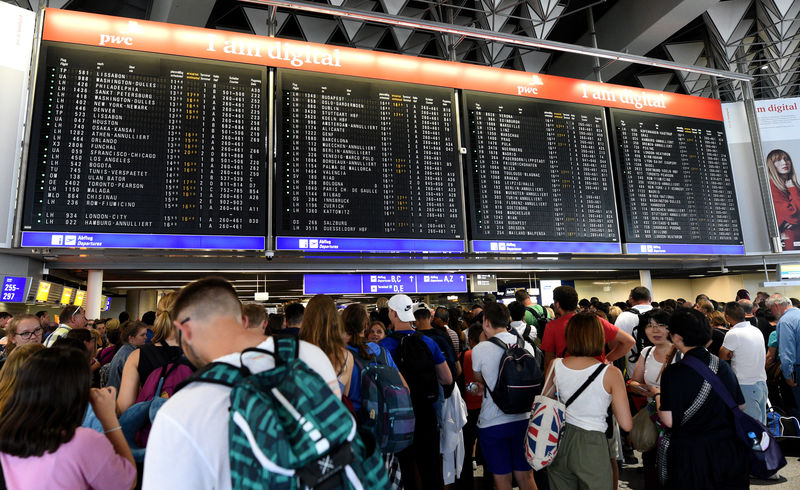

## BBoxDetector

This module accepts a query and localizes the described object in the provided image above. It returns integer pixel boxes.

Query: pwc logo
[99,20,143,47]
[517,75,544,96]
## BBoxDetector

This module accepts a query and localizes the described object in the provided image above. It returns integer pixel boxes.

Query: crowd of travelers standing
[0,281,795,490]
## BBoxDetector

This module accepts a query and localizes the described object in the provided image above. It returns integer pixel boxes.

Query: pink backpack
[134,361,193,446]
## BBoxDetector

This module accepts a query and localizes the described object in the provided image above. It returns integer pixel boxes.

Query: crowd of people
[0,281,796,489]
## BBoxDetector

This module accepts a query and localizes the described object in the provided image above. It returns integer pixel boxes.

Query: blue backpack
[352,347,415,453]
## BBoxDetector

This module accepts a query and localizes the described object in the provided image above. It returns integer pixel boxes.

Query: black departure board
[610,109,743,247]
[463,91,619,246]
[274,69,464,247]
[21,43,267,244]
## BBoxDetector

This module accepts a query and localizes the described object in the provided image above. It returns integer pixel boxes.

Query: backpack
[134,359,194,447]
[517,325,545,373]
[391,332,439,404]
[485,336,542,414]
[525,306,549,340]
[181,336,389,489]
[419,329,458,397]
[352,347,415,453]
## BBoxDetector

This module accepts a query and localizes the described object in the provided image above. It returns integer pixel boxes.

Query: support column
[639,270,653,298]
[86,270,103,321]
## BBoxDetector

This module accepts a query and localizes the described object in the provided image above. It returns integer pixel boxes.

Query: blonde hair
[767,149,799,195]
[299,295,346,372]
[608,306,622,323]
[5,314,39,356]
[708,310,728,328]
[152,292,178,343]
[696,299,714,315]
[0,343,45,412]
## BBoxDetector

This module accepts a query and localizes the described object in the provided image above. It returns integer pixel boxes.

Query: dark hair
[668,308,711,348]
[507,301,526,322]
[0,313,11,320]
[65,328,93,346]
[0,347,90,457]
[594,302,610,316]
[553,286,579,312]
[141,311,156,326]
[470,302,484,311]
[695,294,709,303]
[514,289,530,302]
[467,324,483,345]
[724,302,746,323]
[35,311,48,319]
[121,320,147,344]
[284,302,305,326]
[630,286,651,302]
[118,311,130,323]
[342,304,370,359]
[565,312,604,357]
[266,314,283,335]
[635,309,672,354]
[172,277,241,324]
[613,301,629,311]
[482,293,497,304]
[108,327,122,348]
[578,299,591,309]
[59,305,82,325]
[434,307,449,323]
[792,298,800,309]
[662,299,677,311]
[483,302,510,329]
[413,307,431,320]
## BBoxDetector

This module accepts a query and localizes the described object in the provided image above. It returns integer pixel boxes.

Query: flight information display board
[275,69,465,253]
[304,273,467,295]
[462,91,621,254]
[610,109,744,254]
[20,43,267,249]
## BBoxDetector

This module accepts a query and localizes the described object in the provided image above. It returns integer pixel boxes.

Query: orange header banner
[42,8,723,121]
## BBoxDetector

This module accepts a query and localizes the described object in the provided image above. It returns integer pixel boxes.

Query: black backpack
[391,332,439,404]
[485,336,543,414]
[525,306,549,340]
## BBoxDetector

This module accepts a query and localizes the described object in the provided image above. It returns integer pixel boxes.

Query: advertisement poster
[754,97,800,251]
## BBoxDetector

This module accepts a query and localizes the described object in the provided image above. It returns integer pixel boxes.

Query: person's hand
[90,387,119,428]
[648,385,660,397]
[786,376,798,387]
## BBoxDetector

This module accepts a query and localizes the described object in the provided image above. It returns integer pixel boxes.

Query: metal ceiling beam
[548,0,722,81]
[241,0,752,81]
[149,0,216,27]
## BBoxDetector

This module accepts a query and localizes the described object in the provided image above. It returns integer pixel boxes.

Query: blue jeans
[741,381,768,424]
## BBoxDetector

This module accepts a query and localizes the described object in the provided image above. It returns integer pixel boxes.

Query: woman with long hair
[300,295,353,395]
[767,149,800,250]
[117,292,185,414]
[0,347,136,489]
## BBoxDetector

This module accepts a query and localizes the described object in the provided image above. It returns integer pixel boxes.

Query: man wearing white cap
[380,294,452,490]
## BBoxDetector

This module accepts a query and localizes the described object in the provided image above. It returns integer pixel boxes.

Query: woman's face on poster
[775,155,792,176]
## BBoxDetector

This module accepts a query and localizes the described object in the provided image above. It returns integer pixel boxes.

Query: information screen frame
[303,273,468,295]
[461,89,622,254]
[19,40,269,250]
[609,108,745,255]
[273,68,467,254]
[1,276,30,303]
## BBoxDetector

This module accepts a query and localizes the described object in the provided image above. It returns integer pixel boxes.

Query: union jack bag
[525,361,606,470]
[525,364,565,470]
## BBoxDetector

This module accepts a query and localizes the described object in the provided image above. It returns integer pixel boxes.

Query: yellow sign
[73,290,85,306]
[35,281,51,302]
[60,287,74,305]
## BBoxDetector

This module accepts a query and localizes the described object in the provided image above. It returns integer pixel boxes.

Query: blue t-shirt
[379,329,446,365]
[346,343,398,411]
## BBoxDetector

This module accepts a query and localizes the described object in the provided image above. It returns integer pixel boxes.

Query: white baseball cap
[388,294,415,322]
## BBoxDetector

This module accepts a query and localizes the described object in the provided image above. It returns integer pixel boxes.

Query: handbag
[682,355,787,479]
[630,346,674,452]
[525,361,606,470]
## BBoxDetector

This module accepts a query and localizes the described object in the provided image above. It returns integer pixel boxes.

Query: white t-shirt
[722,321,767,385]
[472,331,530,428]
[614,304,652,375]
[142,337,340,490]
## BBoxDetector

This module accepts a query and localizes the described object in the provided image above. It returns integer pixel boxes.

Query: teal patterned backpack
[183,336,390,489]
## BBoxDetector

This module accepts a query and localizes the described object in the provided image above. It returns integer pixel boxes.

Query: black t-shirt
[660,347,744,435]
[707,327,728,356]
[137,341,183,383]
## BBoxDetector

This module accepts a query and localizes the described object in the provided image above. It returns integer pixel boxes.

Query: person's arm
[143,410,212,490]
[90,386,136,488]
[605,327,635,363]
[116,349,141,415]
[626,352,651,396]
[472,371,486,396]
[543,351,556,376]
[718,346,733,361]
[436,361,453,386]
[607,366,632,432]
